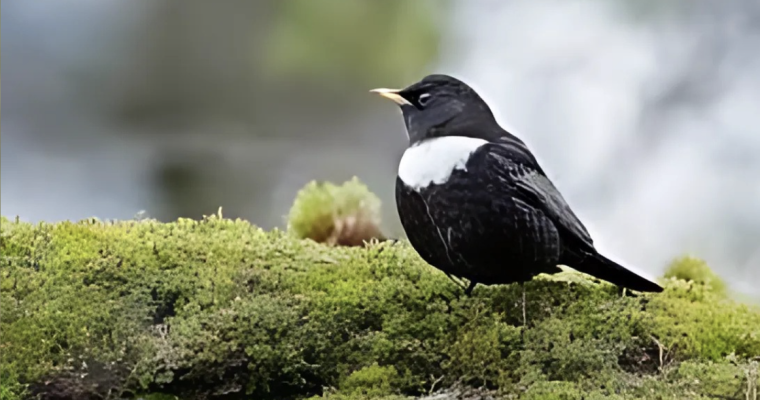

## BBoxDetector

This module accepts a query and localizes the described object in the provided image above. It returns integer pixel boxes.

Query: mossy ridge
[1,216,759,400]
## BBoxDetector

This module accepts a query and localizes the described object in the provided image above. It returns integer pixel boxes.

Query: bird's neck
[411,118,501,146]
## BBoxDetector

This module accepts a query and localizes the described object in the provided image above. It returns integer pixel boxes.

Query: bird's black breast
[395,146,563,285]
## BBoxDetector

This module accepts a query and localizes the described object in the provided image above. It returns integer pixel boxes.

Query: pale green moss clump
[1,215,759,400]
[663,255,727,297]
[287,177,385,246]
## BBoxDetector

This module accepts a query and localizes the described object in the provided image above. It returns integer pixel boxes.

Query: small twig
[746,359,758,400]
[429,374,445,395]
[114,361,142,400]
[650,335,666,370]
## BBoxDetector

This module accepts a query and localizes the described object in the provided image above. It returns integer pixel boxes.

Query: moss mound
[1,216,759,400]
[287,177,385,246]
[664,255,727,297]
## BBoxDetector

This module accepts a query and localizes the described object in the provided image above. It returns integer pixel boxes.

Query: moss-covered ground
[1,215,759,399]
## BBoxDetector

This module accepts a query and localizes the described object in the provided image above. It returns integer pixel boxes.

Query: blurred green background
[2,0,759,296]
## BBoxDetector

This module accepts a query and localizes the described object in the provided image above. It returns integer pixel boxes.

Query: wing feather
[484,140,595,251]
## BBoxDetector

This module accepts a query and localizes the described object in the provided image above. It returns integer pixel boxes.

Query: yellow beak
[369,88,411,106]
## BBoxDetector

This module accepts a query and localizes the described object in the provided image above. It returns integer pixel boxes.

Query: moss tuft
[339,363,400,397]
[653,257,760,361]
[287,177,385,246]
[664,255,727,296]
[0,365,27,400]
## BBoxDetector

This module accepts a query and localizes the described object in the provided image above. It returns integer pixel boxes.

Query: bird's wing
[483,138,595,251]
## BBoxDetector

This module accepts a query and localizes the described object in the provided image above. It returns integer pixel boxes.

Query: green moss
[650,279,760,361]
[287,177,384,246]
[1,216,759,399]
[135,394,179,400]
[519,381,598,400]
[308,394,409,400]
[444,308,520,387]
[664,255,727,297]
[339,363,400,397]
[0,364,27,400]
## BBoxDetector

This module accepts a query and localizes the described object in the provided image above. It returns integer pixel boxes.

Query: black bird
[370,74,663,297]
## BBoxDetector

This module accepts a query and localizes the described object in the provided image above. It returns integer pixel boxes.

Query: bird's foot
[464,280,478,297]
[445,273,467,290]
[444,273,477,297]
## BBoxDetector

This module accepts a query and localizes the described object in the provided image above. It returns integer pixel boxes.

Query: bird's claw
[464,280,477,296]
[445,273,477,297]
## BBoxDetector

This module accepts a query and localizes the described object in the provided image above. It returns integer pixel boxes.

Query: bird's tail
[571,252,663,293]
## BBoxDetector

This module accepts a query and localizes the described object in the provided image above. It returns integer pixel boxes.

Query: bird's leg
[521,282,527,327]
[464,280,477,297]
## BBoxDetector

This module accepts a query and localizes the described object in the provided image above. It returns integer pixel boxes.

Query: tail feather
[571,252,663,293]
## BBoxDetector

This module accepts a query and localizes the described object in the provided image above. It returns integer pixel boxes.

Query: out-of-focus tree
[261,0,443,89]
[105,0,445,223]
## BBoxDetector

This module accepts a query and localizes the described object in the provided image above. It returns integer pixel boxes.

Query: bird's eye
[417,93,431,107]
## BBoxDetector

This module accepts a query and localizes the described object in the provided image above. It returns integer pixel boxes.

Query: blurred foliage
[612,0,690,22]
[261,0,445,87]
[1,212,759,399]
[287,177,385,246]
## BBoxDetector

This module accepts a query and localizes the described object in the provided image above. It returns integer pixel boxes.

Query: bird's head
[370,74,497,144]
